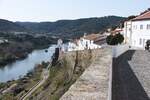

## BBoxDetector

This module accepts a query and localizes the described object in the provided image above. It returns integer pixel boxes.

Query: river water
[0,45,56,82]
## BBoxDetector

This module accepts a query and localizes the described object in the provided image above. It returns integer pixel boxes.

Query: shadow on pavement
[112,50,150,100]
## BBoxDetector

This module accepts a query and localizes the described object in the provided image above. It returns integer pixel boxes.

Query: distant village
[54,9,150,54]
[57,33,107,53]
[1,9,150,51]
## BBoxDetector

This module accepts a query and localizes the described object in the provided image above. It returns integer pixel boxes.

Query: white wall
[64,38,101,52]
[131,20,150,48]
[123,20,150,49]
[123,21,132,44]
[112,44,129,58]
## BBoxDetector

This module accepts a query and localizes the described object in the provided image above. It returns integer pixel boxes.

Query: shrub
[106,33,124,45]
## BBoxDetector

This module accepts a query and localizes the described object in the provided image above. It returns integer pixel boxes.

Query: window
[139,38,142,45]
[140,25,143,30]
[147,24,150,29]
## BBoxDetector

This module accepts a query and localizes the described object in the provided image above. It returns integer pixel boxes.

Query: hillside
[16,16,125,37]
[0,19,26,32]
[0,16,125,38]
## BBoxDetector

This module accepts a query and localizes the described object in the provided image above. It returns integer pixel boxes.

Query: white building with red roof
[123,10,150,48]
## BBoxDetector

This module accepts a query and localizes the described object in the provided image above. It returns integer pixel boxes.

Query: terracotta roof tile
[83,34,101,41]
[111,29,123,33]
[132,11,150,21]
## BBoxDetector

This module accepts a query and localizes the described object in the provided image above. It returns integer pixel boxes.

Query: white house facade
[0,38,8,44]
[58,34,102,52]
[66,38,101,52]
[123,11,150,49]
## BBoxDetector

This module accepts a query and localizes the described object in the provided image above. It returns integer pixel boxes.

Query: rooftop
[83,34,101,41]
[132,11,150,21]
[111,29,123,33]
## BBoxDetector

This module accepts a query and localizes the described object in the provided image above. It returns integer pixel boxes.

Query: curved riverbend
[0,45,56,82]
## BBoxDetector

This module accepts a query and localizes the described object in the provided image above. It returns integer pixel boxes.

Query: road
[20,65,50,100]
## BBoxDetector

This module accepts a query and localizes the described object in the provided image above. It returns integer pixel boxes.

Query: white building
[61,34,101,52]
[0,38,8,44]
[123,10,150,49]
[81,34,102,49]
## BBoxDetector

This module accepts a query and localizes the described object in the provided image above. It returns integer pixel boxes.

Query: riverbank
[0,42,32,67]
[0,45,56,82]
[0,61,49,99]
[0,32,58,67]
[27,49,100,100]
[0,41,53,67]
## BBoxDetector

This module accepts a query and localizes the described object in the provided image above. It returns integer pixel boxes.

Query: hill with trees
[0,16,125,38]
[0,19,26,32]
[16,16,125,37]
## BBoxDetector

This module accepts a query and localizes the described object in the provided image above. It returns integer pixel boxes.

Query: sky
[0,0,150,22]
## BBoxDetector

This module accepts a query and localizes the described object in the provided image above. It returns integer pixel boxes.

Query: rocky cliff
[28,49,101,100]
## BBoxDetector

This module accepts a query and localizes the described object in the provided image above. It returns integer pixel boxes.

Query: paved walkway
[113,50,150,100]
[61,48,112,100]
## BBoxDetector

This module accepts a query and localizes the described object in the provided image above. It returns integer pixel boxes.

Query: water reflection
[0,45,56,82]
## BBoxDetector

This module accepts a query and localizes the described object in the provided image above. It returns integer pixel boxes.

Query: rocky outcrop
[29,49,98,100]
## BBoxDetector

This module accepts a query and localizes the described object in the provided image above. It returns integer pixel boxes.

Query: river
[0,45,56,82]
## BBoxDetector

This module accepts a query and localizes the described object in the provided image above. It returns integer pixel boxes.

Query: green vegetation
[106,33,124,45]
[0,16,125,39]
[0,93,15,100]
[0,15,125,99]
[0,32,57,67]
[28,50,96,100]
[0,19,26,32]
[0,62,49,100]
[0,41,33,66]
[16,16,125,39]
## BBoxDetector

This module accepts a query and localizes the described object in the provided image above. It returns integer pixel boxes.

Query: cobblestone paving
[113,50,150,100]
[60,48,112,100]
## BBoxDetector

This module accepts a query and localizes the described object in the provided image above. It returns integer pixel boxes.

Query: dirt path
[20,68,50,100]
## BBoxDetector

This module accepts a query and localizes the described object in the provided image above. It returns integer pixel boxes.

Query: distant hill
[16,16,125,37]
[0,16,125,38]
[0,19,26,32]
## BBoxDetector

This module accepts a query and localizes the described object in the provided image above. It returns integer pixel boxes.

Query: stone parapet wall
[60,48,112,100]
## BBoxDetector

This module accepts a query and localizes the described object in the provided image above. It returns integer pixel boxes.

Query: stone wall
[61,48,112,100]
[112,44,129,58]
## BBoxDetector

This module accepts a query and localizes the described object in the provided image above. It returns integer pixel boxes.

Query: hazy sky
[0,0,150,22]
